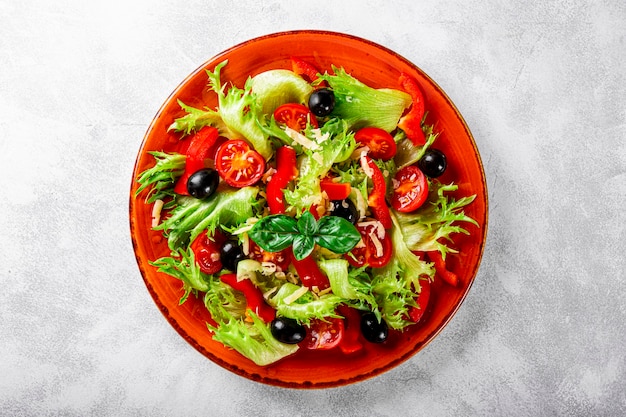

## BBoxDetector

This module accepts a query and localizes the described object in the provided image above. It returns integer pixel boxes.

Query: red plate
[129,30,488,388]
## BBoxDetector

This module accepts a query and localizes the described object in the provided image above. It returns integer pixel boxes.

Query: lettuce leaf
[318,67,412,132]
[155,186,259,251]
[149,247,210,304]
[135,151,185,204]
[269,283,342,325]
[250,69,314,116]
[209,311,299,366]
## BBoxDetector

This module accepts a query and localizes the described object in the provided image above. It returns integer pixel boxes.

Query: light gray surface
[1,0,625,415]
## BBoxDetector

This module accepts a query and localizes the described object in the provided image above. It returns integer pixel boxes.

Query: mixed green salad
[135,57,477,366]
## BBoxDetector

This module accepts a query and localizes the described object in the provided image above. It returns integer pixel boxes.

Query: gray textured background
[1,0,625,416]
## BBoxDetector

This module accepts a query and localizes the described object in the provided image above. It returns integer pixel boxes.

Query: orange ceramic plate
[129,30,488,388]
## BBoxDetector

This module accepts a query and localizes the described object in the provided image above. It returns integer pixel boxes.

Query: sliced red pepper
[174,126,221,195]
[289,250,330,291]
[290,56,320,82]
[397,73,426,146]
[219,273,276,322]
[408,278,431,322]
[337,305,363,354]
[266,146,298,214]
[320,178,351,200]
[427,251,459,287]
[361,156,392,229]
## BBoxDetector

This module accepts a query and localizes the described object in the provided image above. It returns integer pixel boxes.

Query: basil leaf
[248,215,299,252]
[292,234,315,261]
[315,216,361,254]
[297,211,318,236]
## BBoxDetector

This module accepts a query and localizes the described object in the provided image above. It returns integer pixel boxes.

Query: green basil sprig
[249,211,361,260]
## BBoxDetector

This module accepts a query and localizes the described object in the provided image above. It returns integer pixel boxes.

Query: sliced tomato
[248,241,290,272]
[346,221,392,268]
[215,139,266,187]
[354,127,397,161]
[301,317,344,350]
[190,230,226,275]
[273,103,318,132]
[391,165,429,212]
[320,178,351,200]
[408,278,431,322]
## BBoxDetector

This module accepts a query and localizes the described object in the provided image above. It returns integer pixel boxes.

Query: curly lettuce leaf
[150,247,209,304]
[209,311,299,366]
[283,119,356,211]
[135,151,185,204]
[318,67,412,132]
[169,60,273,160]
[155,186,259,251]
[393,181,478,258]
[269,283,342,325]
[318,258,377,310]
[250,69,314,116]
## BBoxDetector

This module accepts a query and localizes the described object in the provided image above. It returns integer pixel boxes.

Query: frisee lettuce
[155,186,259,251]
[150,247,209,304]
[135,151,185,204]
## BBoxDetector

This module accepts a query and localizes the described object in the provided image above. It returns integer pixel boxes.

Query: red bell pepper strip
[219,273,276,322]
[337,305,363,354]
[320,178,351,200]
[174,126,221,195]
[427,251,459,287]
[291,56,320,82]
[289,250,330,291]
[361,155,392,229]
[407,278,431,322]
[266,146,298,214]
[397,73,426,146]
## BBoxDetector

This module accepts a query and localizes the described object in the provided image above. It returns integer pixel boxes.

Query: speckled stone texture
[1,0,624,416]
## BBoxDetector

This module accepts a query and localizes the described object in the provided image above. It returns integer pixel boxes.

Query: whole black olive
[219,240,246,272]
[330,199,359,224]
[418,149,447,178]
[360,312,388,343]
[308,88,335,117]
[187,168,219,199]
[270,317,306,344]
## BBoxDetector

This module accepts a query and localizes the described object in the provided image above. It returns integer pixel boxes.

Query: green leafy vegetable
[155,186,259,251]
[150,247,209,304]
[318,66,412,132]
[393,181,478,258]
[209,311,299,366]
[318,259,377,310]
[135,151,185,204]
[393,122,438,169]
[248,211,361,260]
[269,283,342,324]
[250,69,314,115]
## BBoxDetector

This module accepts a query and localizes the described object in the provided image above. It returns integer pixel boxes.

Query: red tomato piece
[301,317,344,350]
[190,230,226,275]
[354,127,397,161]
[391,165,429,212]
[273,103,318,132]
[248,240,290,272]
[215,140,266,187]
[346,221,392,268]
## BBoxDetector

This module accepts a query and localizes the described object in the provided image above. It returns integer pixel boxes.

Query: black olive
[308,88,335,117]
[418,149,447,178]
[219,240,246,271]
[360,312,388,343]
[270,317,306,344]
[187,168,220,199]
[330,199,359,224]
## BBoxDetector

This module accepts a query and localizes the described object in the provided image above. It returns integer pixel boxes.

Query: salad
[135,57,478,366]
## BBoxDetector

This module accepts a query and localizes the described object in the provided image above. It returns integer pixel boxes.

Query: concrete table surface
[1,0,624,416]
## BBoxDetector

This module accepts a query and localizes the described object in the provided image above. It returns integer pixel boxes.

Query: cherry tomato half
[215,140,266,187]
[391,165,429,212]
[273,103,318,132]
[354,127,397,161]
[248,241,290,272]
[301,317,344,350]
[346,222,392,268]
[190,231,226,275]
